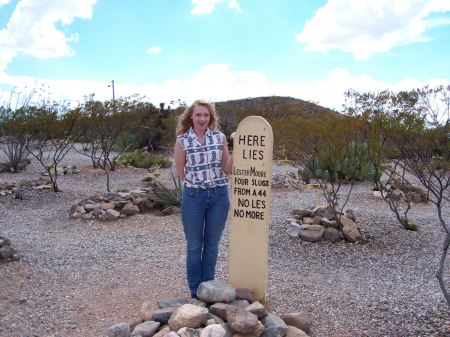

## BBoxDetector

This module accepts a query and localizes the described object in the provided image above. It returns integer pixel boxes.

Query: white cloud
[147,46,162,54]
[297,0,450,59]
[0,0,11,5]
[191,0,241,15]
[0,0,97,71]
[0,64,448,111]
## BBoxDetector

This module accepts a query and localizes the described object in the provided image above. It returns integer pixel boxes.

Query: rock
[139,199,156,212]
[158,298,188,309]
[81,212,93,220]
[344,209,355,221]
[226,306,258,335]
[285,326,309,337]
[235,288,254,302]
[298,225,324,242]
[74,206,86,214]
[311,216,322,225]
[104,209,121,220]
[0,236,11,247]
[107,323,131,337]
[207,313,225,325]
[188,298,207,307]
[261,326,284,337]
[164,332,179,337]
[0,245,15,260]
[323,227,342,242]
[153,326,171,337]
[152,307,178,325]
[71,212,82,220]
[263,314,288,337]
[131,321,160,337]
[280,313,312,334]
[312,206,334,220]
[292,209,313,218]
[168,304,209,331]
[84,203,100,211]
[339,217,361,242]
[339,216,355,227]
[197,280,236,303]
[210,303,230,320]
[121,203,140,216]
[133,197,145,205]
[319,218,337,228]
[230,300,249,309]
[245,301,267,319]
[129,318,145,332]
[200,324,227,337]
[101,203,116,210]
[287,223,302,238]
[302,217,313,225]
[178,327,201,337]
[342,223,361,242]
[93,208,105,220]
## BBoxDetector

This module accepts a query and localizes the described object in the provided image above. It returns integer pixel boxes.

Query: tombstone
[229,116,273,302]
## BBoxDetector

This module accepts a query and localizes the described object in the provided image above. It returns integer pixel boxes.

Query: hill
[214,96,337,134]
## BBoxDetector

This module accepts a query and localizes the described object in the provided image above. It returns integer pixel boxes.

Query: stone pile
[0,236,19,263]
[41,165,80,176]
[107,280,313,337]
[287,205,361,243]
[372,179,428,204]
[69,189,157,221]
[272,172,304,190]
[0,158,31,173]
[0,178,52,197]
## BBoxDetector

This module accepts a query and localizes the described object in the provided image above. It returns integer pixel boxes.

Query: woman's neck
[193,126,207,138]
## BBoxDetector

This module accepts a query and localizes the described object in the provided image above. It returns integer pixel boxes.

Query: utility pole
[108,80,116,113]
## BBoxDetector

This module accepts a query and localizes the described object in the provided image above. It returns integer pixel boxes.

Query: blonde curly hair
[176,99,219,136]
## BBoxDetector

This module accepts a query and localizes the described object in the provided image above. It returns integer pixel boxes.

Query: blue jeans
[181,185,230,296]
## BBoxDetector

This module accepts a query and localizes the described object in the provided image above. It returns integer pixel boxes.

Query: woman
[174,99,233,298]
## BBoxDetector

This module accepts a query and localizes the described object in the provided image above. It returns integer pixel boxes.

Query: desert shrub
[146,170,182,213]
[113,132,140,152]
[117,149,172,169]
[150,154,172,168]
[299,142,381,184]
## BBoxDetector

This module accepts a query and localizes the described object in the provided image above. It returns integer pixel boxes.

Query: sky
[0,0,449,110]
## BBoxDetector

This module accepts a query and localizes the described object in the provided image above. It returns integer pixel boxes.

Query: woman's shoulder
[209,129,225,137]
[177,129,191,140]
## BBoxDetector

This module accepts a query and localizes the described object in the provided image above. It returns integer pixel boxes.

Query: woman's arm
[174,140,186,181]
[222,132,235,175]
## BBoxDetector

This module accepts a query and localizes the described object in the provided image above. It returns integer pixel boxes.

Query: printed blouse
[177,127,229,189]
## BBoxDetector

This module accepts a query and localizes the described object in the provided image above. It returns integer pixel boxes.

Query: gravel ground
[0,149,449,337]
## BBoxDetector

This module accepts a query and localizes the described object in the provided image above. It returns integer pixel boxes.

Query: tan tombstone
[229,116,273,302]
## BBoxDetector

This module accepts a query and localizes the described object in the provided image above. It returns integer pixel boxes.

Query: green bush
[116,149,173,169]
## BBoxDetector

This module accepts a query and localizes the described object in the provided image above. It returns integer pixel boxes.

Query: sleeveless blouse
[177,127,229,189]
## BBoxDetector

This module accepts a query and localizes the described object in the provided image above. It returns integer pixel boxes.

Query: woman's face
[191,105,211,132]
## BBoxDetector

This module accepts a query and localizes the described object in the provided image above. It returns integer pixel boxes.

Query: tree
[24,101,80,192]
[346,85,450,307]
[274,111,366,227]
[345,89,419,230]
[0,90,34,172]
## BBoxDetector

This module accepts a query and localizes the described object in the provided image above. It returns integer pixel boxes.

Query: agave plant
[146,169,182,214]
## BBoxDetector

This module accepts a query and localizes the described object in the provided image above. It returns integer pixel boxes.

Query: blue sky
[0,0,449,110]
